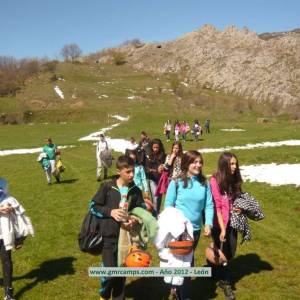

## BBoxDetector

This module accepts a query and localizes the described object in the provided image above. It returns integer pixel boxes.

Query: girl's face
[188,157,203,176]
[152,143,160,154]
[172,145,180,155]
[230,157,237,174]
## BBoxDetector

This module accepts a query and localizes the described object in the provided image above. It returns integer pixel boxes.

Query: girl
[174,121,180,142]
[209,152,243,300]
[180,121,189,142]
[192,120,201,142]
[145,139,166,216]
[164,141,183,179]
[164,120,172,142]
[0,178,34,300]
[165,150,214,299]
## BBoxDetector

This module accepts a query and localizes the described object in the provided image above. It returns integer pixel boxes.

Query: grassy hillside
[0,61,300,299]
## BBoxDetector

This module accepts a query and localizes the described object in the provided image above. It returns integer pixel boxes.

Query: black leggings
[211,226,237,282]
[0,239,13,288]
[100,239,125,300]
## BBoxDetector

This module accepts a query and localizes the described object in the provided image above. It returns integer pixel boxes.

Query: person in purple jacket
[209,152,243,300]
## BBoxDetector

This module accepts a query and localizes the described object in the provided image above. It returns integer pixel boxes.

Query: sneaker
[218,280,235,300]
[4,287,15,300]
[96,177,101,182]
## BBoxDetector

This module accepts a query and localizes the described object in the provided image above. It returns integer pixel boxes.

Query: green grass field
[0,62,300,299]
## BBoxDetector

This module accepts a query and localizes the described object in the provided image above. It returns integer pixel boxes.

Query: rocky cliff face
[102,25,300,107]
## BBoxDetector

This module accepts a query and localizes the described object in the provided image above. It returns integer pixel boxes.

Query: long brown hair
[214,152,242,198]
[180,150,206,188]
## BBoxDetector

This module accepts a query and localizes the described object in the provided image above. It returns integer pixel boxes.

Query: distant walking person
[180,121,189,143]
[174,120,180,142]
[205,119,211,133]
[96,133,112,181]
[192,120,201,141]
[164,120,172,142]
[43,138,60,183]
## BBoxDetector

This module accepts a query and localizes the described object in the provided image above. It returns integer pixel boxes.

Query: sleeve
[140,167,149,192]
[210,177,223,213]
[164,180,177,208]
[204,184,214,226]
[90,183,112,218]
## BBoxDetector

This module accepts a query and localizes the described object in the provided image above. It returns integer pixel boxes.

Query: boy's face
[117,166,134,184]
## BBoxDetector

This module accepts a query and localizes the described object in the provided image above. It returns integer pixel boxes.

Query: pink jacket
[209,176,232,229]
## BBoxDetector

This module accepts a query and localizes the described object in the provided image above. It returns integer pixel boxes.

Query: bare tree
[60,43,82,62]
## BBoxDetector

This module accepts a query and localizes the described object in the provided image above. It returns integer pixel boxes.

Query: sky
[0,0,299,59]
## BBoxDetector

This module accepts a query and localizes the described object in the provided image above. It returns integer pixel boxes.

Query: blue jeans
[148,179,162,217]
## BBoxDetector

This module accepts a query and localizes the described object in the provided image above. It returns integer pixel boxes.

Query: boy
[43,138,60,183]
[90,155,146,300]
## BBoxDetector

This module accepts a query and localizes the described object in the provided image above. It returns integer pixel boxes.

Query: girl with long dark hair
[209,152,243,300]
[145,139,166,216]
[164,141,183,179]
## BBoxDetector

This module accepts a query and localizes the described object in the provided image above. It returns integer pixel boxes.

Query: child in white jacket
[0,178,34,300]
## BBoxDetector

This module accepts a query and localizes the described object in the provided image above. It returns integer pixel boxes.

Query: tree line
[0,43,82,97]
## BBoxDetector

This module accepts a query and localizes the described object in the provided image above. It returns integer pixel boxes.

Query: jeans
[148,180,162,217]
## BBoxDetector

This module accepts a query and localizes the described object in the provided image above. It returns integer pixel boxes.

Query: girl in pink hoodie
[209,152,243,300]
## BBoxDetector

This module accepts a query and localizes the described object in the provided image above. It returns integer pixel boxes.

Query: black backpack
[78,210,103,255]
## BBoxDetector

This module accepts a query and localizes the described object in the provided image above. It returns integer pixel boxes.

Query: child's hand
[219,230,226,242]
[233,207,243,214]
[144,198,153,212]
[204,225,211,237]
[121,217,138,231]
[111,209,127,222]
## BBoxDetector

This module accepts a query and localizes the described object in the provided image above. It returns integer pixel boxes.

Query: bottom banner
[89,267,211,277]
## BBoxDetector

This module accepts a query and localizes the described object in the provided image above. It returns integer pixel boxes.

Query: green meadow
[0,62,300,299]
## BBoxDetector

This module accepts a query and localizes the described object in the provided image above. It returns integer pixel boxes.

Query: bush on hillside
[112,51,126,65]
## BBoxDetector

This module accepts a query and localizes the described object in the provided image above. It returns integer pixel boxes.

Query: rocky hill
[94,25,300,107]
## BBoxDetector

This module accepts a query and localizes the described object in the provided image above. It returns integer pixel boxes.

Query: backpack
[100,142,113,168]
[78,209,103,255]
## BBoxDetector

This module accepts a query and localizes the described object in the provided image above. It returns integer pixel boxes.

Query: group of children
[89,130,252,300]
[164,119,211,142]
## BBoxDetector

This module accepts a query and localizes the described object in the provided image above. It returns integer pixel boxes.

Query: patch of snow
[199,140,300,153]
[110,115,129,121]
[54,86,64,99]
[0,145,75,157]
[241,163,300,186]
[101,95,109,98]
[220,129,246,132]
[127,96,136,100]
[79,116,132,153]
[58,77,65,81]
[146,87,153,91]
[181,82,189,87]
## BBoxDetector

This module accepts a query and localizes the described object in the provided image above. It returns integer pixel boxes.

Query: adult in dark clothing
[145,139,166,217]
